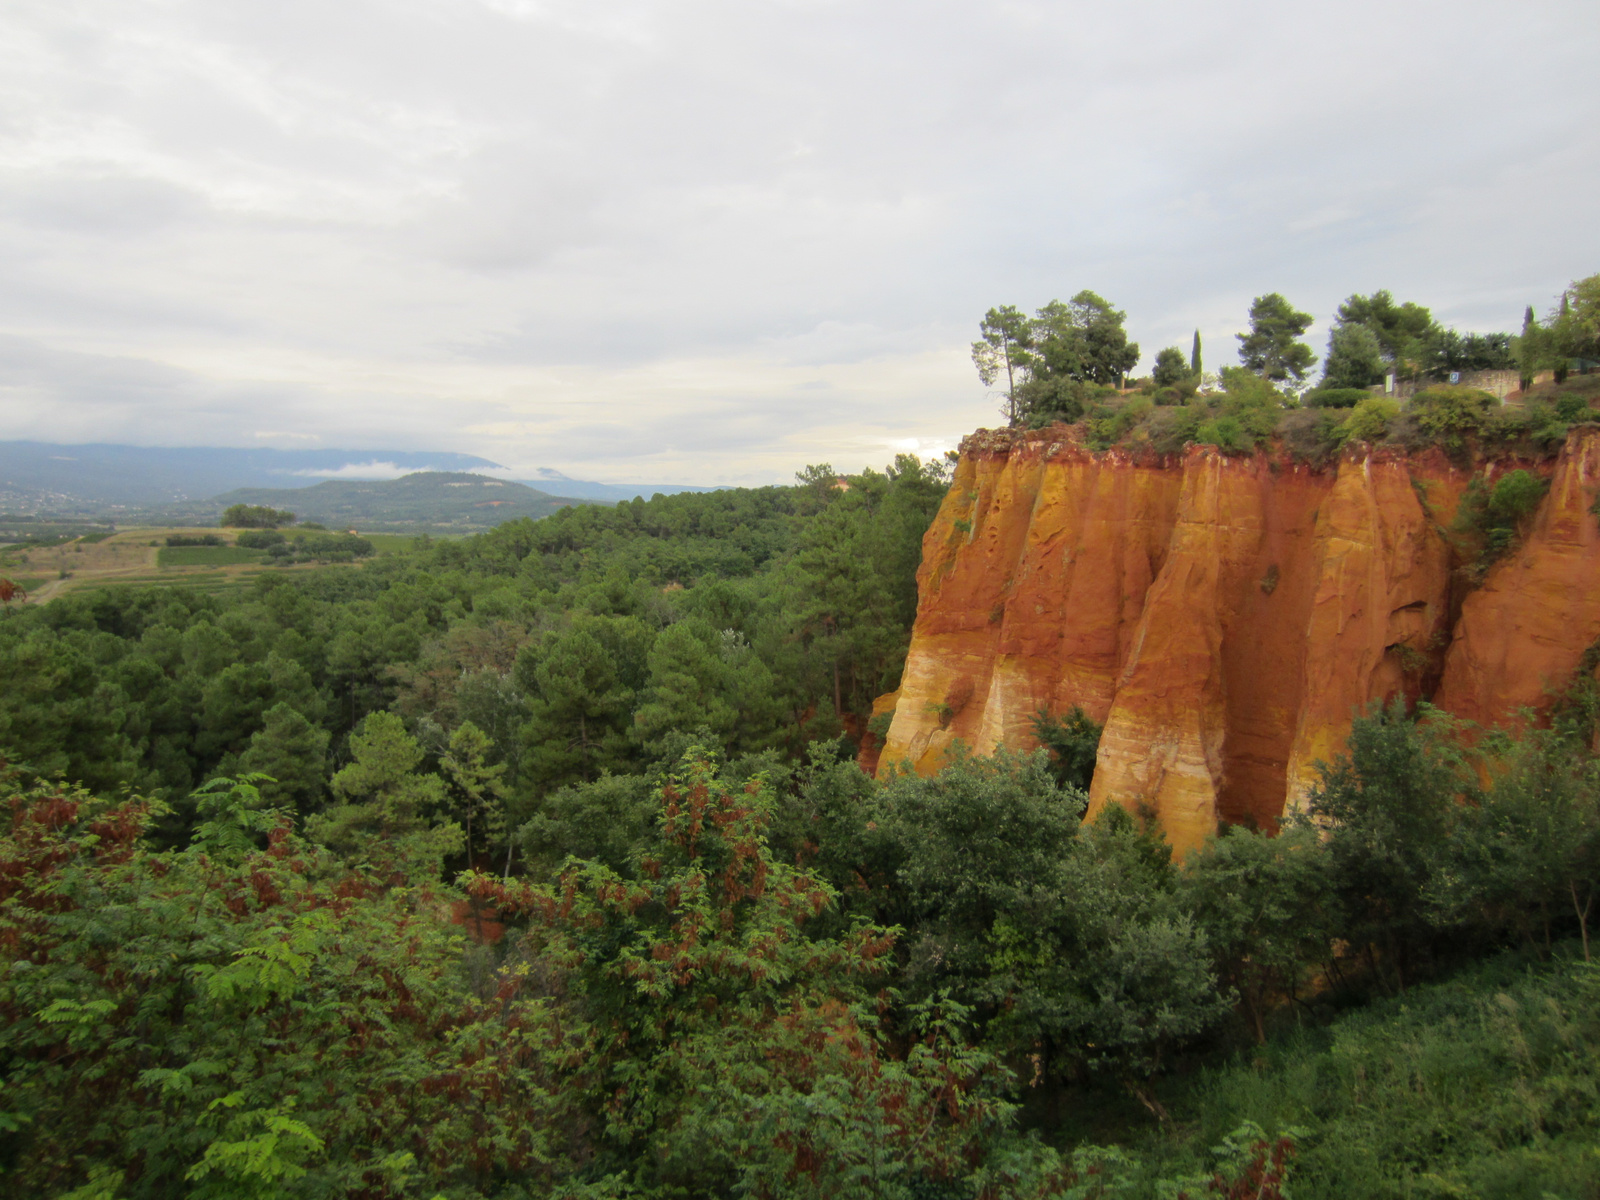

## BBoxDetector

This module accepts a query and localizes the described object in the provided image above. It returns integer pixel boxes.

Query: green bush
[1021,378,1115,427]
[271,532,376,564]
[1338,396,1399,444]
[1147,402,1205,454]
[1483,401,1540,445]
[1194,415,1250,453]
[1409,384,1496,449]
[1277,408,1345,464]
[1556,392,1593,422]
[1488,468,1546,523]
[235,530,287,549]
[1303,386,1371,409]
[867,707,895,740]
[1210,368,1287,450]
[1453,469,1549,578]
[1173,954,1600,1200]
[221,503,296,529]
[1085,397,1152,449]
[1030,705,1102,791]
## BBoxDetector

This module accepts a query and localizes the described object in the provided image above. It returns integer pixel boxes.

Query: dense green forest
[5,453,1600,1199]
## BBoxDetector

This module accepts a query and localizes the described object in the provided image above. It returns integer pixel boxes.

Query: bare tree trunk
[1244,988,1266,1045]
[1004,350,1017,425]
[1125,1079,1169,1125]
[1572,881,1592,963]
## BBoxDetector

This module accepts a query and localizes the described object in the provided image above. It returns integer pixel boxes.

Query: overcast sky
[1,0,1596,484]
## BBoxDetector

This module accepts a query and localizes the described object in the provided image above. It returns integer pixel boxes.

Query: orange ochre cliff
[877,426,1600,854]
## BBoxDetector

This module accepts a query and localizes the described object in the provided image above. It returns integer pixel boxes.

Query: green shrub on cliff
[1453,468,1550,577]
[1031,705,1102,791]
[1194,414,1250,453]
[1409,383,1497,452]
[1086,396,1153,448]
[1337,395,1399,444]
[1303,385,1371,408]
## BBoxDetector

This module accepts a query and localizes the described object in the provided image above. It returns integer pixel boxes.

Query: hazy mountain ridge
[0,442,724,519]
[0,442,507,509]
[516,469,721,502]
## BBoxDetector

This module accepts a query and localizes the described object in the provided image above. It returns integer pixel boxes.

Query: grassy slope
[1116,951,1600,1200]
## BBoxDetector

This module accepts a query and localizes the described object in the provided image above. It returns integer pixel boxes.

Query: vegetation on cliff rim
[971,273,1600,462]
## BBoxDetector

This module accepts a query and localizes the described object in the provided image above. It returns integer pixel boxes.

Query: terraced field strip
[7,526,375,602]
[157,546,264,568]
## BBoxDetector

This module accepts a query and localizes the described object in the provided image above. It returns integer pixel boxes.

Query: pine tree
[236,703,329,814]
[306,711,456,873]
[970,306,1036,425]
[439,720,508,870]
[1190,328,1203,377]
[1237,294,1317,386]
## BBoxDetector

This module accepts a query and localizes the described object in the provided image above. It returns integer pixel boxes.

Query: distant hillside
[212,472,582,529]
[518,468,722,501]
[0,442,505,511]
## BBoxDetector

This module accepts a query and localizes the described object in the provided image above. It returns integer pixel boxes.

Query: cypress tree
[1191,329,1203,376]
[1556,295,1573,383]
[1519,305,1540,392]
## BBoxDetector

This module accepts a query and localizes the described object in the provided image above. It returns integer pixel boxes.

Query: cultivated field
[0,527,404,603]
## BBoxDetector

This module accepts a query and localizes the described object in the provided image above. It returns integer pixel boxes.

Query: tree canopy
[221,504,297,529]
[1323,289,1517,387]
[970,291,1139,426]
[1236,293,1317,386]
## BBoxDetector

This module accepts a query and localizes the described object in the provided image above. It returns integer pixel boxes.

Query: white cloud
[288,461,415,479]
[0,0,1595,483]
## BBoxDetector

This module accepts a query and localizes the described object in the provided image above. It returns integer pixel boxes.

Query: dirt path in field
[8,531,194,603]
[4,527,365,604]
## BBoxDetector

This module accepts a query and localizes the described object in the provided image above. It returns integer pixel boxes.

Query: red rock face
[1436,432,1600,726]
[879,426,1600,856]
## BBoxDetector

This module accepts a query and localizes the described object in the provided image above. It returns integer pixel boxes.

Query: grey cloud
[0,334,325,442]
[0,0,1595,482]
[0,172,205,234]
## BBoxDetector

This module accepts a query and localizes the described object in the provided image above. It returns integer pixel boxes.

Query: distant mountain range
[0,443,506,510]
[0,442,722,517]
